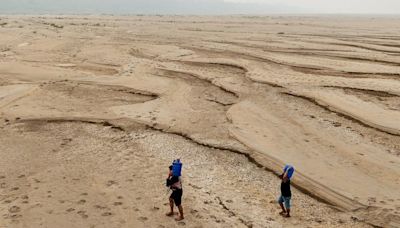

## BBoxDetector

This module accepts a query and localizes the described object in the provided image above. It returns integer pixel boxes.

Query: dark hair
[169,165,173,170]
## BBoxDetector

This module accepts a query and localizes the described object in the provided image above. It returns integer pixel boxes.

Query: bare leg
[175,205,184,221]
[285,208,291,217]
[279,202,286,215]
[166,198,174,216]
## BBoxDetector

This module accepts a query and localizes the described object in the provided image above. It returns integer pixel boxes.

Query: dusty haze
[1,0,400,14]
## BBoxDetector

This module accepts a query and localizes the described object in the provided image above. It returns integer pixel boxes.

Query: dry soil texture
[0,15,400,228]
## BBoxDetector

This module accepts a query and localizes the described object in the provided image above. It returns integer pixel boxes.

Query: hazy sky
[1,0,400,14]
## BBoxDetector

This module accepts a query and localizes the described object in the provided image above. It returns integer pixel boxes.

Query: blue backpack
[172,159,182,177]
[283,165,295,179]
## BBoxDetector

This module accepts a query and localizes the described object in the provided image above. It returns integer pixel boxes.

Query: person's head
[280,172,289,182]
[282,175,289,183]
[169,165,173,175]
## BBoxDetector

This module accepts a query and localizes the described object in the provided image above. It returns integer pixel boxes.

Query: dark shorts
[170,189,183,206]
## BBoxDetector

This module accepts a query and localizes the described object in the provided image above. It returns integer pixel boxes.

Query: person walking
[278,165,294,218]
[166,165,184,221]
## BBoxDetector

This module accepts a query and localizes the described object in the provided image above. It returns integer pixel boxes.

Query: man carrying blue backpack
[166,160,184,221]
[278,164,294,218]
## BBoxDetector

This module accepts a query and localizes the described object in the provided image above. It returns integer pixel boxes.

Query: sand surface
[0,15,399,227]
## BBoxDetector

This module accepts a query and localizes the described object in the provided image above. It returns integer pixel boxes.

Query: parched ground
[0,15,399,227]
[0,120,366,228]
